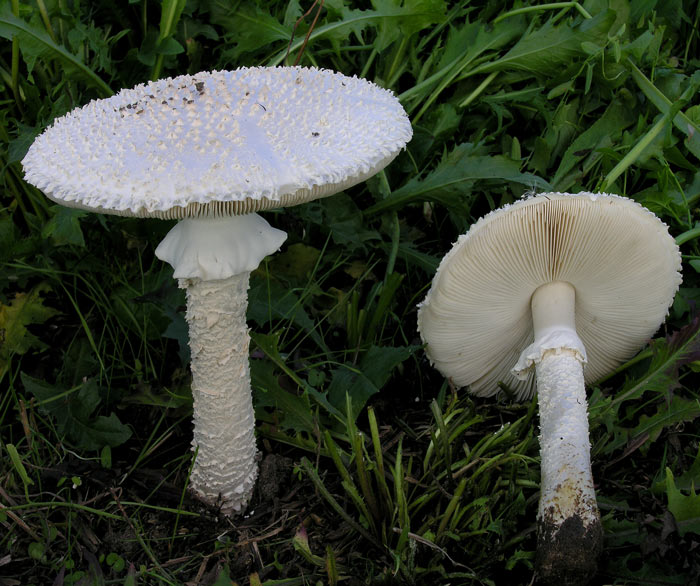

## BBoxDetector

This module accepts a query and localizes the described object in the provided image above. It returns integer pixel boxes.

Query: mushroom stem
[155,214,287,513]
[183,273,257,514]
[527,281,603,585]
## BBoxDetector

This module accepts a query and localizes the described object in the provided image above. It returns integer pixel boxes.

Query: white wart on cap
[23,66,412,219]
[418,192,681,585]
[23,66,412,516]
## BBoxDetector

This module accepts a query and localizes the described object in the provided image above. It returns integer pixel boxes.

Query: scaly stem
[519,281,602,585]
[535,352,602,585]
[155,214,287,514]
[183,273,258,514]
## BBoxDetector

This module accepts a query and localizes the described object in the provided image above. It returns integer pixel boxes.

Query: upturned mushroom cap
[22,67,412,219]
[417,192,682,400]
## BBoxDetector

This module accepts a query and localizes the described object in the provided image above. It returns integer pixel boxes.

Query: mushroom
[417,193,681,585]
[23,66,412,514]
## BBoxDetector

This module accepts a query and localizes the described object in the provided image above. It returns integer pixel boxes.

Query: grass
[1,0,700,584]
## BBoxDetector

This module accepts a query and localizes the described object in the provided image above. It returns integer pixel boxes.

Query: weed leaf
[248,278,328,353]
[223,4,290,61]
[0,283,59,378]
[628,61,700,161]
[594,318,700,455]
[601,396,700,456]
[552,99,636,189]
[252,359,315,434]
[479,10,615,76]
[366,143,549,215]
[370,0,446,52]
[158,0,187,43]
[21,373,132,450]
[615,317,700,407]
[270,0,446,65]
[405,17,526,118]
[328,345,418,420]
[41,206,87,247]
[665,468,700,536]
[0,3,111,96]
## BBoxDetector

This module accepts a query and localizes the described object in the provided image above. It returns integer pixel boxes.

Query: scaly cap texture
[23,67,412,219]
[417,192,682,400]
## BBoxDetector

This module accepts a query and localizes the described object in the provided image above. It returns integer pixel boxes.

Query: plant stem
[676,225,700,246]
[35,0,57,42]
[459,71,498,108]
[493,2,592,24]
[600,113,669,191]
[10,0,21,111]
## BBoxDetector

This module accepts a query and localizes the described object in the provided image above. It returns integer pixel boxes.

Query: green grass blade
[300,457,381,549]
[6,443,34,488]
[436,477,467,542]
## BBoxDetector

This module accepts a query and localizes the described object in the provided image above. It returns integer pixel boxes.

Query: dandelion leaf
[665,468,700,536]
[0,284,59,377]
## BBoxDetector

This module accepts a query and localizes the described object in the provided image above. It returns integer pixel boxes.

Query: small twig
[0,485,18,507]
[110,488,174,580]
[18,400,33,448]
[234,523,286,547]
[193,557,208,584]
[0,501,42,542]
[391,527,473,571]
[493,2,592,24]
[285,0,325,66]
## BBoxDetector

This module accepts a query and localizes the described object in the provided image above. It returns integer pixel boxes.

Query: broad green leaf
[267,243,321,281]
[156,36,184,55]
[22,373,132,450]
[476,10,616,77]
[218,4,291,61]
[614,318,700,407]
[593,318,700,455]
[251,359,315,434]
[0,3,112,96]
[318,194,381,251]
[7,122,38,164]
[365,143,550,215]
[383,242,439,273]
[0,283,60,377]
[653,446,700,495]
[328,345,418,420]
[378,0,445,37]
[665,468,700,536]
[370,0,446,52]
[627,396,700,454]
[0,216,40,265]
[270,0,457,66]
[41,206,87,247]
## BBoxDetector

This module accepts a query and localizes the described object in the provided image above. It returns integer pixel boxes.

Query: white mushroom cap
[417,192,682,400]
[22,67,412,219]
